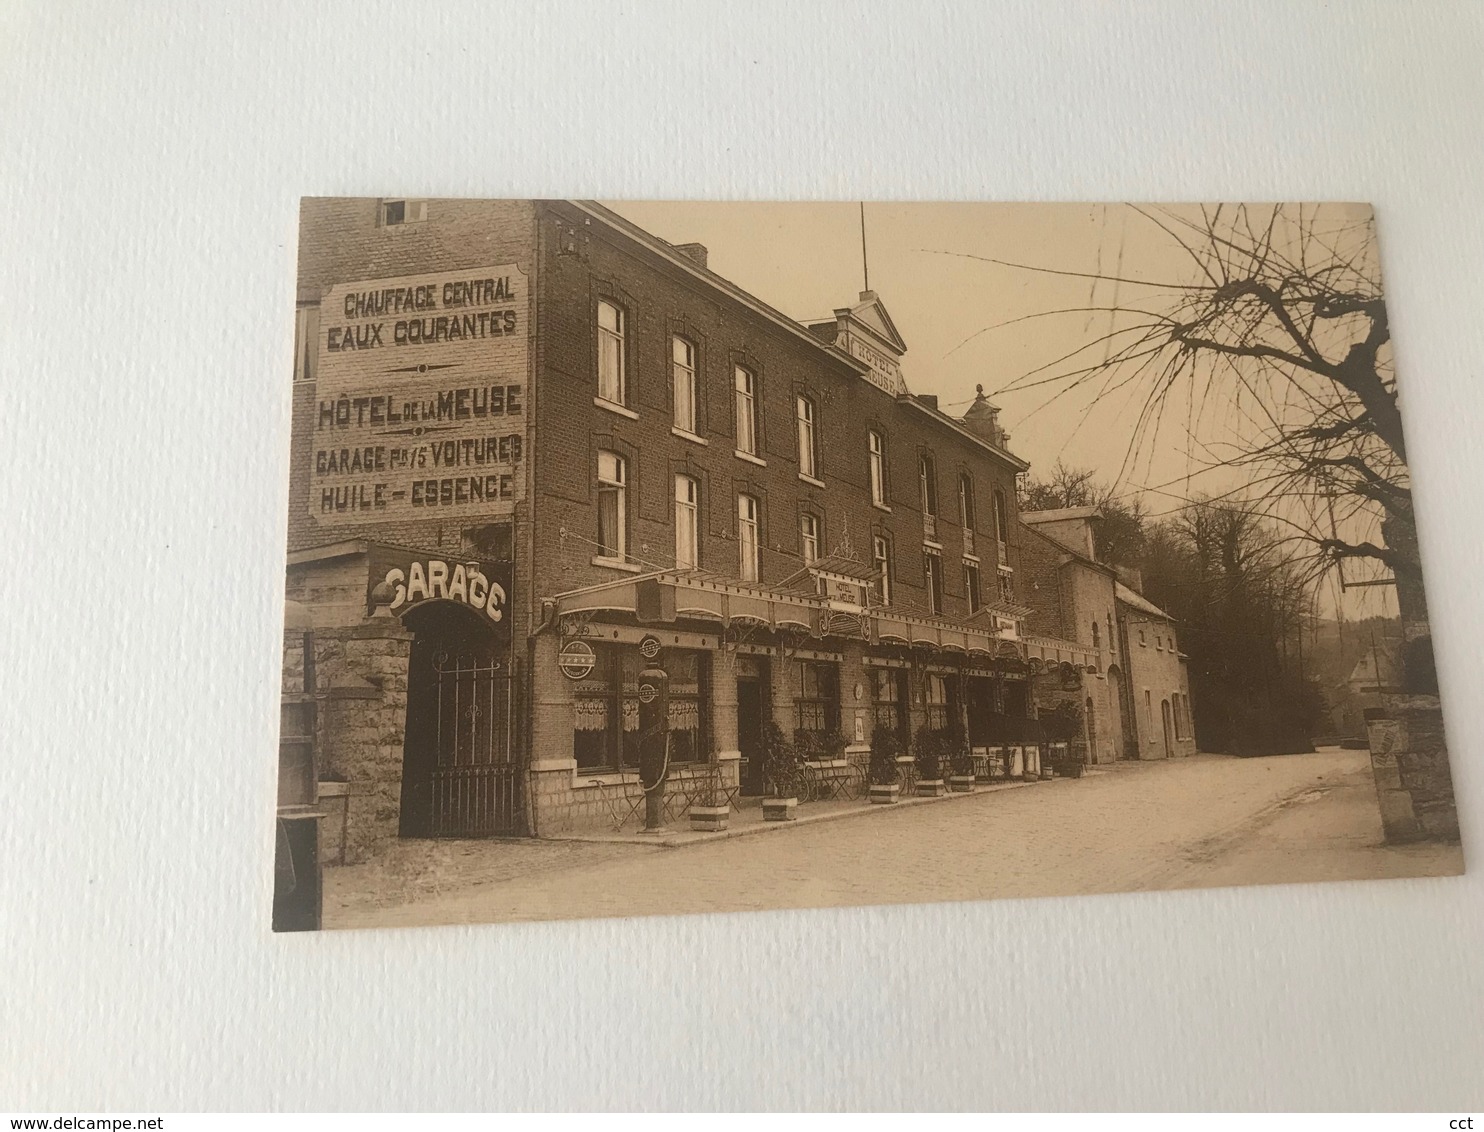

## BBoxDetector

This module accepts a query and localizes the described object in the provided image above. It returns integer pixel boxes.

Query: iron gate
[425,651,525,837]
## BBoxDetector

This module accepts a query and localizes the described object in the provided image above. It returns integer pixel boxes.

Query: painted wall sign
[558,640,597,680]
[314,264,529,526]
[366,546,512,630]
[843,329,905,396]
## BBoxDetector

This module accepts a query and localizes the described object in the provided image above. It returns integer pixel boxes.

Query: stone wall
[281,612,414,865]
[1365,696,1459,843]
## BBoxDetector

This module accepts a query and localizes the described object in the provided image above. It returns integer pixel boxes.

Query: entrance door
[737,677,765,796]
[400,602,523,838]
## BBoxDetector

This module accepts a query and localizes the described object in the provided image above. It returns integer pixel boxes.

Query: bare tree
[938,205,1430,677]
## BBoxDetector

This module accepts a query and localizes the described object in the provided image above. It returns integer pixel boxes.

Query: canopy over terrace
[541,570,1099,669]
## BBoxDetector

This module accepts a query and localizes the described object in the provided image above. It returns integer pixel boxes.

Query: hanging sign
[558,640,597,680]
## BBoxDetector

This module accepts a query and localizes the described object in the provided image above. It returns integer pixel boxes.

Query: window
[795,661,841,736]
[964,560,982,613]
[1156,633,1164,652]
[795,394,819,479]
[1092,621,1101,649]
[871,667,906,735]
[993,487,1010,560]
[919,454,938,517]
[380,199,426,226]
[573,646,709,772]
[1107,613,1116,659]
[959,473,977,555]
[292,306,319,385]
[596,451,627,560]
[925,673,954,731]
[873,535,893,606]
[737,493,759,582]
[924,549,943,615]
[997,568,1015,604]
[734,366,757,455]
[674,474,699,570]
[1171,693,1183,739]
[868,430,887,506]
[1144,690,1153,735]
[800,512,820,564]
[597,301,626,406]
[1139,629,1147,647]
[672,336,697,433]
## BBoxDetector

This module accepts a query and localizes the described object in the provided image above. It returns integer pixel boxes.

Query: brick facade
[281,198,1102,853]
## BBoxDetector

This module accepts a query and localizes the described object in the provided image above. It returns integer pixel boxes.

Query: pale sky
[606,200,1395,620]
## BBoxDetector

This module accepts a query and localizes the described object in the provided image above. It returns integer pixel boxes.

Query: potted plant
[913,725,948,797]
[1041,702,1086,779]
[760,721,801,821]
[944,723,975,792]
[867,725,902,804]
[688,765,730,832]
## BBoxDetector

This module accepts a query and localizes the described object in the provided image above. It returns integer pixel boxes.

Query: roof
[1016,518,1117,578]
[1022,506,1103,524]
[1115,581,1173,621]
[567,201,873,381]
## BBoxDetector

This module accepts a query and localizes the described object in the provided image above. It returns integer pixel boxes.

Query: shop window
[672,336,697,433]
[597,300,627,407]
[737,493,760,582]
[596,450,627,560]
[925,672,955,731]
[734,366,757,455]
[795,661,841,736]
[871,667,906,735]
[675,474,699,570]
[868,429,887,506]
[573,646,709,771]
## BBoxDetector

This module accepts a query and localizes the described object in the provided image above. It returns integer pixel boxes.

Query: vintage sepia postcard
[273,199,1464,931]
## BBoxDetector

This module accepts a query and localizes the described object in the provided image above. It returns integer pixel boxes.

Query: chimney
[917,394,939,411]
[672,242,708,270]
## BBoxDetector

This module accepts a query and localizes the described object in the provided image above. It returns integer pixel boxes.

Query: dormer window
[380,199,427,226]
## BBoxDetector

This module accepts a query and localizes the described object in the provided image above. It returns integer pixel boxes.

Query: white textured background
[1,0,1481,1112]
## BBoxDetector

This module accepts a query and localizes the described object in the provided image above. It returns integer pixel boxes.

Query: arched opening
[399,600,521,838]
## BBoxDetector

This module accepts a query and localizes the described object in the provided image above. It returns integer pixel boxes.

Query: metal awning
[547,571,1100,672]
[549,570,827,633]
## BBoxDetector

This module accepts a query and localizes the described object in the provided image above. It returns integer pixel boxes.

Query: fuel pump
[636,654,671,832]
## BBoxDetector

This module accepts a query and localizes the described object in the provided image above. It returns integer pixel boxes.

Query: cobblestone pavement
[323,749,1465,929]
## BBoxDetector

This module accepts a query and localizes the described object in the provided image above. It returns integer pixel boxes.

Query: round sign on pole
[557,639,597,680]
[637,682,658,704]
[638,634,662,660]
